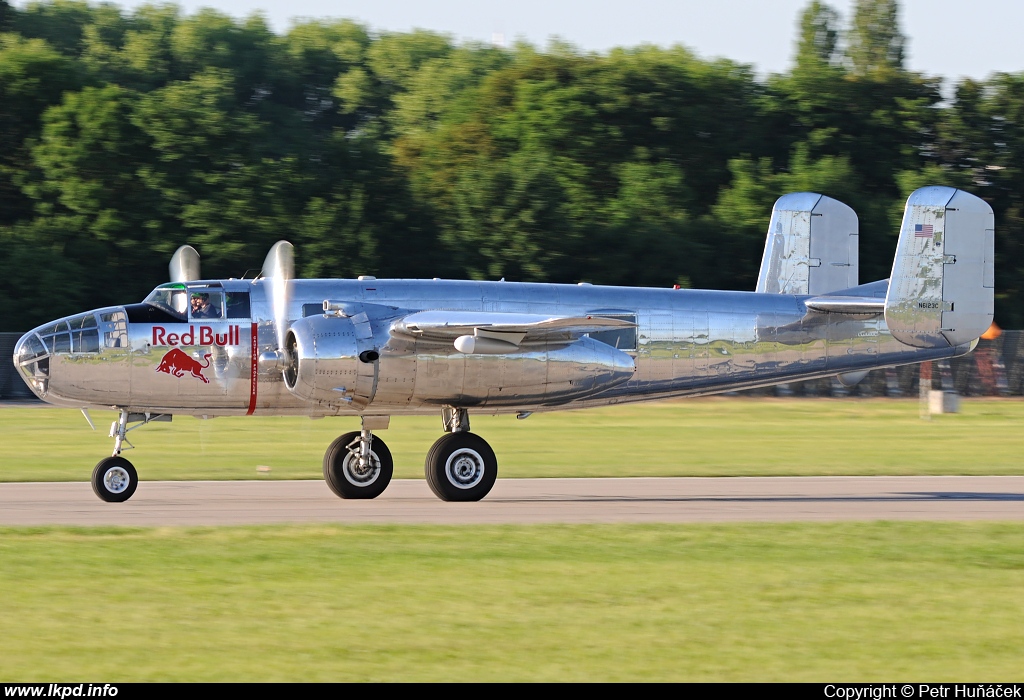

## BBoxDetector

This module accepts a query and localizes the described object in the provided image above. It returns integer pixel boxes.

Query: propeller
[258,241,296,376]
[169,245,201,282]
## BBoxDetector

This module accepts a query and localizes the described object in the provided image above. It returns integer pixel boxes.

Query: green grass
[1,398,1023,481]
[0,522,1022,681]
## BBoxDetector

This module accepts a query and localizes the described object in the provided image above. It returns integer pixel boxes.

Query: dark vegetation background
[1,0,1022,331]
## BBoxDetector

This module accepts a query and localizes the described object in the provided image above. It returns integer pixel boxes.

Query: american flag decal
[915,224,934,238]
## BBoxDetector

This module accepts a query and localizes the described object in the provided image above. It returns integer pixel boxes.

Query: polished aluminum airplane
[14,186,994,503]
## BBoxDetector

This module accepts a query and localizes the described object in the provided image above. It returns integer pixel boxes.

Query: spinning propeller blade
[261,241,295,371]
[169,245,201,283]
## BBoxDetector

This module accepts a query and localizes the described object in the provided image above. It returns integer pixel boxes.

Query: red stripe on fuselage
[247,322,258,415]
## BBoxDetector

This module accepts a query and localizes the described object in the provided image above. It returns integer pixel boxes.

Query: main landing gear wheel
[91,456,139,503]
[323,431,394,499]
[424,432,497,502]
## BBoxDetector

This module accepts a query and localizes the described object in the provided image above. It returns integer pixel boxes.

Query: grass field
[1,398,1022,481]
[1,522,1022,681]
[3,401,1022,681]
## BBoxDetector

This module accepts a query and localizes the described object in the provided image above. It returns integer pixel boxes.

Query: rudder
[884,186,994,349]
[755,193,859,295]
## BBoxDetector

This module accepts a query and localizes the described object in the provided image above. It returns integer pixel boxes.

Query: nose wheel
[91,456,139,503]
[88,410,167,502]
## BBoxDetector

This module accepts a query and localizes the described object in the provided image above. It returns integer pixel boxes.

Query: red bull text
[152,325,241,347]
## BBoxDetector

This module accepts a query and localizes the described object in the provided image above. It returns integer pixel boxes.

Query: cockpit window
[17,313,100,395]
[16,334,47,366]
[69,314,97,329]
[225,292,250,319]
[33,313,100,356]
[39,321,69,335]
[15,334,49,390]
[50,334,71,353]
[189,289,224,320]
[100,310,127,349]
[144,283,188,321]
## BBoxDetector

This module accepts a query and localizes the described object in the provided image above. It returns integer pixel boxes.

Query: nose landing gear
[89,409,170,503]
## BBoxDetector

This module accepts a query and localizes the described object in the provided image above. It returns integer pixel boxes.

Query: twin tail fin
[757,186,994,350]
[884,186,994,349]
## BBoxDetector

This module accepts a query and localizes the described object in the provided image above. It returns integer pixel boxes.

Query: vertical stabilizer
[884,187,994,348]
[755,193,858,295]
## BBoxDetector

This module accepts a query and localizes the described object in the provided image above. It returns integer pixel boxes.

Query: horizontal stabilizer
[884,187,994,348]
[804,296,884,315]
[756,193,859,295]
[391,310,636,347]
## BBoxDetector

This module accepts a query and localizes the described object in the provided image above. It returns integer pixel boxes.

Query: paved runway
[1,476,1023,525]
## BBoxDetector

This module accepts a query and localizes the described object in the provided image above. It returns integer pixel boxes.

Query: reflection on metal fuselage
[14,278,968,417]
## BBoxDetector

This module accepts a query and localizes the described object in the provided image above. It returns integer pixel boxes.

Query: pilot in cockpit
[190,292,219,319]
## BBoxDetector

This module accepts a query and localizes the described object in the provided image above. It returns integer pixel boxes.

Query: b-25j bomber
[13,186,994,503]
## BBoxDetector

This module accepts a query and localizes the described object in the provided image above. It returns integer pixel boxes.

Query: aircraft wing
[392,310,636,351]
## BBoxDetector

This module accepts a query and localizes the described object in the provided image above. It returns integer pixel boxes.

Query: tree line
[2,0,1023,330]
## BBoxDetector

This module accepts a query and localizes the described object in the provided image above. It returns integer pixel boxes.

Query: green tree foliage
[933,74,1024,327]
[12,0,94,56]
[0,0,12,32]
[707,147,858,290]
[847,0,905,76]
[393,44,768,287]
[766,0,942,282]
[0,33,80,225]
[794,0,840,71]
[0,0,1021,331]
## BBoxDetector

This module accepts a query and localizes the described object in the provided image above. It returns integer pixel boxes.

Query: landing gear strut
[323,416,394,499]
[425,407,498,502]
[90,410,169,502]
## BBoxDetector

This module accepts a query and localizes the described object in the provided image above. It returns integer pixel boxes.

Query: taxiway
[0,476,1022,526]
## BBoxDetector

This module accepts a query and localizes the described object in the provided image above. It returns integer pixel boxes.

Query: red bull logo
[155,348,212,383]
[152,325,241,347]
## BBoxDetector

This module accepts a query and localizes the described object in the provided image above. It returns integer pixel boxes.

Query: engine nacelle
[284,315,377,406]
[283,314,637,409]
[398,335,637,407]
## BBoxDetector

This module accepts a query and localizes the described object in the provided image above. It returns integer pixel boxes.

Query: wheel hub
[445,448,485,489]
[342,451,380,486]
[103,466,131,494]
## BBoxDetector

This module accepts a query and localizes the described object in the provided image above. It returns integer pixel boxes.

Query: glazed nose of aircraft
[13,328,51,397]
[13,309,128,401]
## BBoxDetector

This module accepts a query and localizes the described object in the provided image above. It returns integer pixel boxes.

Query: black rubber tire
[323,431,394,499]
[424,432,498,502]
[91,456,139,503]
